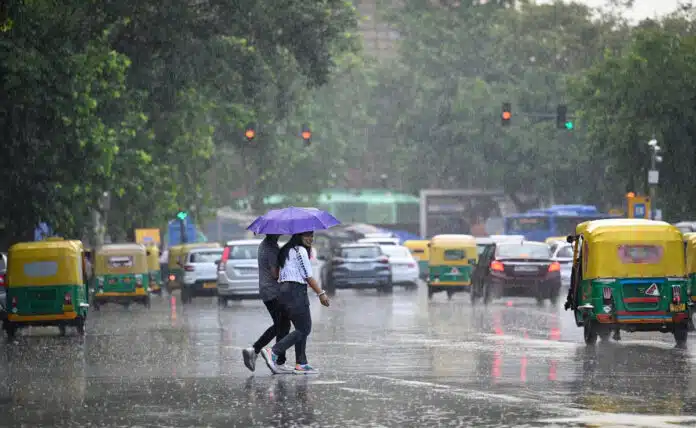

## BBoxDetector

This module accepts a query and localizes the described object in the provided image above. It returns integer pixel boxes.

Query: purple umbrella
[247,207,341,235]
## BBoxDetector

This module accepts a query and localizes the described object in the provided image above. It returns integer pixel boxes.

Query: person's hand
[319,293,330,307]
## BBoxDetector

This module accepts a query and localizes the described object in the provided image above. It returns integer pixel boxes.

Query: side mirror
[566,235,575,243]
[146,250,151,256]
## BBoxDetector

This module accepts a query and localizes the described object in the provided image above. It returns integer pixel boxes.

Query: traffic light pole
[179,218,187,244]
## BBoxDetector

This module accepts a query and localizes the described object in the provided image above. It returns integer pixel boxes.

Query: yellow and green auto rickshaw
[565,219,690,347]
[166,243,221,293]
[146,245,162,295]
[3,238,90,339]
[684,234,696,330]
[427,234,478,300]
[404,240,429,280]
[93,243,151,309]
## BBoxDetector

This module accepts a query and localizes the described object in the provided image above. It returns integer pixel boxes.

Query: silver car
[551,243,573,287]
[216,239,262,305]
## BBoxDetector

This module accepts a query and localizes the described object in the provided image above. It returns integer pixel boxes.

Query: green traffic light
[176,211,187,221]
[565,121,574,130]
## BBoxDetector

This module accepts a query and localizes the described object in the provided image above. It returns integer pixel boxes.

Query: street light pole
[647,138,662,220]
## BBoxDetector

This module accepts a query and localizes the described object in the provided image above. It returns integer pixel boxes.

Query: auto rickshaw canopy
[573,219,685,279]
[429,234,478,260]
[94,243,149,274]
[403,240,430,260]
[685,234,696,274]
[145,245,160,271]
[8,239,85,287]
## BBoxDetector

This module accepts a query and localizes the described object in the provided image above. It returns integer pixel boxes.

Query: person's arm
[270,248,280,280]
[298,247,329,305]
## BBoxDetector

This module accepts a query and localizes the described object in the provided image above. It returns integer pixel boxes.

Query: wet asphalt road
[2,282,696,427]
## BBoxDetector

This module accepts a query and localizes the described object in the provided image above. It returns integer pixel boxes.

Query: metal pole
[649,151,657,219]
[180,218,187,244]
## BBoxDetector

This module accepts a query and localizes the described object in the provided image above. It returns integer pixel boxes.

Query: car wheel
[674,323,688,348]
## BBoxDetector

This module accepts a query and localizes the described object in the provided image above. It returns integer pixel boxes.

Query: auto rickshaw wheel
[427,288,434,300]
[447,290,454,300]
[76,317,86,336]
[583,318,598,345]
[59,325,67,336]
[4,322,16,340]
[470,287,479,305]
[92,300,100,311]
[217,296,227,307]
[144,296,151,309]
[598,329,610,342]
[674,324,688,347]
[381,281,393,294]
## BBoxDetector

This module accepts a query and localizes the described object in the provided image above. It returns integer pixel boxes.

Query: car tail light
[602,287,613,304]
[377,256,389,264]
[64,292,72,305]
[332,258,345,265]
[490,260,504,272]
[548,262,561,272]
[136,275,144,288]
[11,296,17,308]
[184,265,195,272]
[673,285,681,303]
[169,274,176,281]
[0,273,5,288]
[219,247,230,272]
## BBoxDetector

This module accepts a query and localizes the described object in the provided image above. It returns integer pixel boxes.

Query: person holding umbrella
[261,231,329,374]
[242,234,293,373]
[246,207,339,375]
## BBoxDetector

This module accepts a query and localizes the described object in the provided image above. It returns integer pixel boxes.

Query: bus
[504,205,618,242]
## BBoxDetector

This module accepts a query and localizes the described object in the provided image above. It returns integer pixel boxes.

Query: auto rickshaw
[146,245,162,295]
[92,243,151,309]
[166,243,221,293]
[565,219,689,347]
[427,234,477,300]
[3,238,90,339]
[684,234,696,330]
[404,240,429,280]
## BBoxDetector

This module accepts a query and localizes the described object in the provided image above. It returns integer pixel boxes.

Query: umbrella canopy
[247,207,341,235]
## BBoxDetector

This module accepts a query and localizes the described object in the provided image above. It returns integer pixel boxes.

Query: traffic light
[301,124,311,145]
[244,124,256,142]
[501,102,511,126]
[556,105,573,130]
[176,210,187,221]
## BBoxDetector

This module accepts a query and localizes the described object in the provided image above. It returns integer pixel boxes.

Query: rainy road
[2,283,696,427]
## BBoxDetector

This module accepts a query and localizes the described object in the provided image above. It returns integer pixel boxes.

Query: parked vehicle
[181,247,224,304]
[216,239,262,305]
[323,244,392,293]
[472,240,561,306]
[379,245,419,289]
[551,243,574,287]
[404,240,429,280]
[0,252,6,312]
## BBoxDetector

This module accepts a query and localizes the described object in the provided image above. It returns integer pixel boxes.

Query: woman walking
[261,231,330,374]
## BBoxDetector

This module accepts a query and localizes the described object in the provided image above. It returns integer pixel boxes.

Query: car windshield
[555,246,574,258]
[228,245,259,260]
[497,244,551,259]
[190,251,223,263]
[380,246,410,258]
[341,246,380,259]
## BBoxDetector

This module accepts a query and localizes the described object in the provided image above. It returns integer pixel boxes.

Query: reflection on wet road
[2,284,696,427]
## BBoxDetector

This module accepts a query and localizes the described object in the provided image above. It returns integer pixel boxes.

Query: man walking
[242,234,293,373]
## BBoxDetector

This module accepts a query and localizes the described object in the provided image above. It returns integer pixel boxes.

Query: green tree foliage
[0,0,358,246]
[571,15,696,218]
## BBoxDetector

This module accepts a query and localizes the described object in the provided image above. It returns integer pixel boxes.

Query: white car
[181,247,224,303]
[551,243,573,287]
[379,245,419,288]
[359,237,400,246]
[217,239,262,305]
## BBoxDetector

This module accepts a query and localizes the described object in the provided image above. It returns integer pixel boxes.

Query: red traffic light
[501,111,511,120]
[244,128,255,141]
[301,130,311,140]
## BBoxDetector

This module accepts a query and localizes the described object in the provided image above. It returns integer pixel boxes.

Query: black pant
[272,282,312,365]
[253,298,291,365]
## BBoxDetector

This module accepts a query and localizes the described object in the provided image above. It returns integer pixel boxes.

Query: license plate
[31,291,56,300]
[350,264,370,270]
[62,305,74,312]
[515,266,537,272]
[670,303,686,312]
[203,282,217,289]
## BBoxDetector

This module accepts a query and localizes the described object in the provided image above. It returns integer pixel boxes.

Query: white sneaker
[276,363,295,374]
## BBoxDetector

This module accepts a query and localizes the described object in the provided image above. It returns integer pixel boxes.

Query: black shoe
[242,347,257,372]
